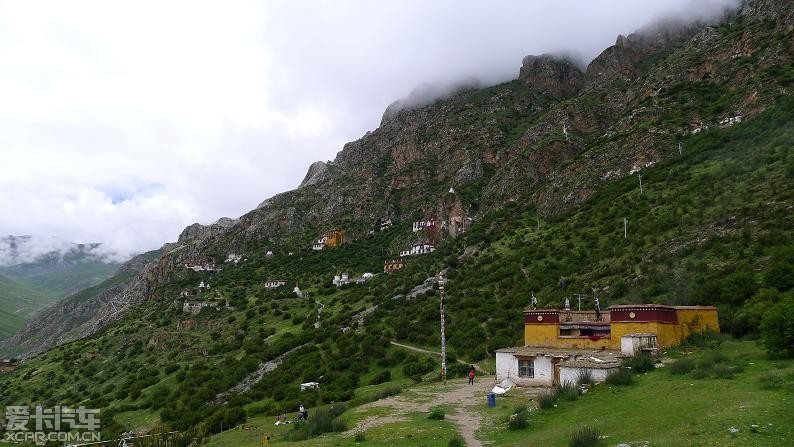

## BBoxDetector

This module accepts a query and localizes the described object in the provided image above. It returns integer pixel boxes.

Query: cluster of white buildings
[225,254,244,264]
[182,301,219,315]
[412,216,441,233]
[400,242,436,257]
[333,273,350,287]
[184,259,220,272]
[265,280,287,289]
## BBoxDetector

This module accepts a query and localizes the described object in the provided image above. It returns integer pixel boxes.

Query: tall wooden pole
[438,271,447,384]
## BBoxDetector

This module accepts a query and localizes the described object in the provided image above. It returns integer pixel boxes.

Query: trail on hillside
[346,377,540,447]
[390,341,487,373]
[348,378,490,446]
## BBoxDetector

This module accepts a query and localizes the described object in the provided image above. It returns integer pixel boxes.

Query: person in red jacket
[468,365,475,385]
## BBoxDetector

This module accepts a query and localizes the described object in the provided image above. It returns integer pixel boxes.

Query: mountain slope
[0,0,792,440]
[0,240,120,340]
[0,250,159,358]
[0,273,50,339]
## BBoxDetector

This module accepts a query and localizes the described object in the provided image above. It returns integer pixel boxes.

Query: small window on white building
[518,359,534,378]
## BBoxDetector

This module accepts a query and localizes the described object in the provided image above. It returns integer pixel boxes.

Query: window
[518,359,534,378]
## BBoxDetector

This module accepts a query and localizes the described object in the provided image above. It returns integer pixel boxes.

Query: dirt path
[390,341,488,374]
[349,378,496,447]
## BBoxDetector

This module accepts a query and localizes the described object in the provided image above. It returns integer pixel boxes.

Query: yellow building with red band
[523,304,719,351]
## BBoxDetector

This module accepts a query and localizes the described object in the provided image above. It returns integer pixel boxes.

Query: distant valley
[0,236,120,341]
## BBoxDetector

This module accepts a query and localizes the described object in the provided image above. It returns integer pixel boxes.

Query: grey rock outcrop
[519,54,585,97]
[299,161,330,188]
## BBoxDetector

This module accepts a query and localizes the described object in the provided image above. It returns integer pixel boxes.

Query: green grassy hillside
[202,340,794,446]
[0,250,119,341]
[1,6,793,442]
[0,273,50,339]
[0,96,792,444]
[6,261,119,299]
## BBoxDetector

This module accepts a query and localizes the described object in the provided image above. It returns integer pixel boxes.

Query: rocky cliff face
[298,161,330,188]
[519,55,585,97]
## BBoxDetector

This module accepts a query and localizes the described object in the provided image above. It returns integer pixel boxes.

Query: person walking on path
[468,365,476,385]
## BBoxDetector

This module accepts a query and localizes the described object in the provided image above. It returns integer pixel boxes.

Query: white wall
[495,353,554,386]
[621,334,657,356]
[559,366,616,385]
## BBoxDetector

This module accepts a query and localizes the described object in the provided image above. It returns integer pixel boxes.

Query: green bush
[368,370,391,385]
[427,408,445,420]
[605,368,633,386]
[538,391,557,409]
[354,432,366,442]
[696,352,726,370]
[758,374,784,390]
[556,382,579,401]
[670,358,696,375]
[448,435,465,447]
[508,410,529,430]
[683,331,724,349]
[576,369,594,385]
[713,364,735,379]
[622,354,655,373]
[569,426,605,447]
[760,295,794,358]
[691,367,711,379]
[285,403,347,441]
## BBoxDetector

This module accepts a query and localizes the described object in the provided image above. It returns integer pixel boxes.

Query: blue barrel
[487,393,496,407]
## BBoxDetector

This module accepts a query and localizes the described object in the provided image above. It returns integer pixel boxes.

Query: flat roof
[495,346,621,357]
[608,304,717,310]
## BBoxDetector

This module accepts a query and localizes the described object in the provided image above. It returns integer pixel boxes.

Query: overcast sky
[0,0,738,262]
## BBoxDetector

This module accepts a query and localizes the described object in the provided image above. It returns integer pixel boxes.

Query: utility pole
[574,293,587,311]
[624,218,628,238]
[638,173,643,195]
[438,271,447,384]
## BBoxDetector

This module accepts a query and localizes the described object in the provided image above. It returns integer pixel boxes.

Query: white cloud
[0,0,738,261]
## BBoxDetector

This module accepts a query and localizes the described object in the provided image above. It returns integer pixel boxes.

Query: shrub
[368,370,391,385]
[351,385,403,406]
[758,374,784,390]
[576,369,594,386]
[285,403,347,441]
[448,435,465,447]
[683,331,724,349]
[354,432,366,442]
[713,364,735,379]
[538,391,557,409]
[508,410,529,430]
[605,368,633,386]
[556,382,579,401]
[569,426,605,447]
[622,354,655,374]
[691,367,711,379]
[427,408,445,420]
[696,352,726,369]
[760,295,794,358]
[670,358,696,375]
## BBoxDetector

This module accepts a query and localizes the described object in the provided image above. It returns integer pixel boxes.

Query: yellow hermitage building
[522,304,719,351]
[495,304,719,387]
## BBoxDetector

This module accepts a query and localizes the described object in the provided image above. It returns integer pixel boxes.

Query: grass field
[479,340,794,446]
[202,340,793,446]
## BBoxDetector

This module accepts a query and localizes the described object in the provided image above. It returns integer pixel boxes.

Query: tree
[760,294,794,358]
